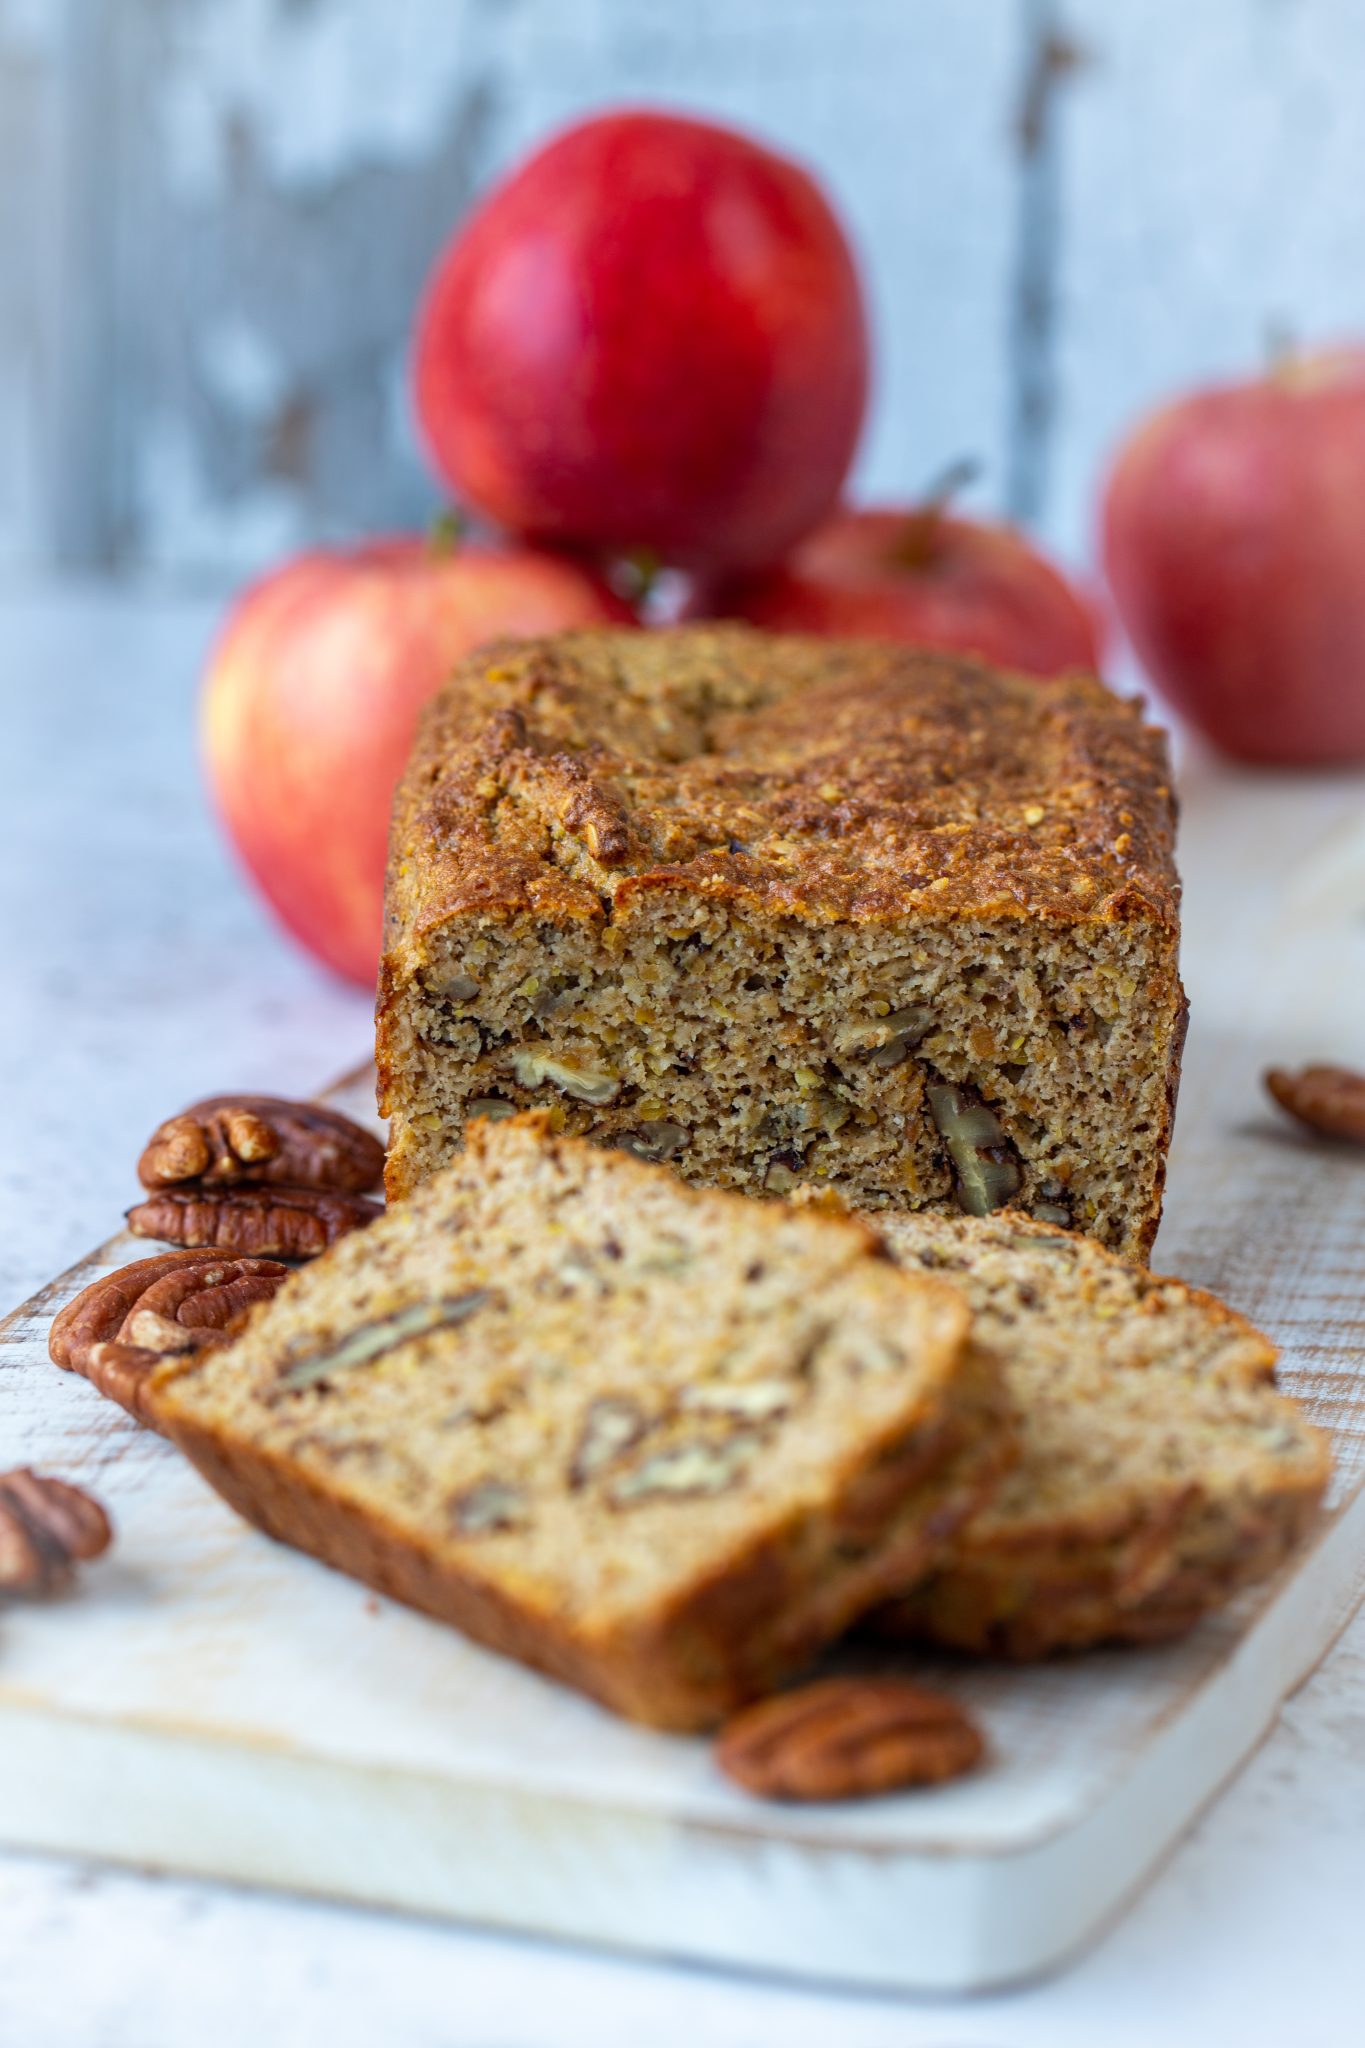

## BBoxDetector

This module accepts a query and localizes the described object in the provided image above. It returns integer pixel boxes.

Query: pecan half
[126,1184,381,1260]
[49,1250,290,1424]
[1266,1065,1365,1146]
[0,1469,112,1595]
[716,1676,985,1801]
[274,1289,494,1395]
[138,1095,384,1194]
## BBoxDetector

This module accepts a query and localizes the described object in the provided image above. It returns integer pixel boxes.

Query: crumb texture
[378,627,1184,1257]
[152,1116,1006,1729]
[871,1209,1331,1655]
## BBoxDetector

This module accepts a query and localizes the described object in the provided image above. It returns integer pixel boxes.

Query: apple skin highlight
[1103,350,1365,764]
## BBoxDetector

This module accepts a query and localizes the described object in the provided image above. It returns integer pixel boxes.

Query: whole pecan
[716,1676,985,1801]
[138,1095,384,1194]
[0,1468,112,1595]
[1266,1065,1365,1146]
[49,1249,290,1424]
[126,1184,381,1261]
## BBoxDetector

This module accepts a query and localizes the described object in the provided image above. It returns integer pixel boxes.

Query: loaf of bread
[870,1209,1331,1655]
[151,1115,1009,1730]
[377,626,1185,1258]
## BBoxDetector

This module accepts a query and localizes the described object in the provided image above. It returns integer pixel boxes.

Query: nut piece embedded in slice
[925,1079,1022,1216]
[138,1095,384,1194]
[511,1051,620,1105]
[49,1250,291,1425]
[838,1006,936,1067]
[680,1379,798,1422]
[1265,1064,1365,1146]
[449,1479,527,1534]
[273,1290,494,1395]
[716,1676,986,1801]
[126,1183,382,1260]
[568,1396,650,1487]
[0,1468,113,1596]
[466,1096,517,1123]
[607,1432,763,1506]
[614,1121,689,1163]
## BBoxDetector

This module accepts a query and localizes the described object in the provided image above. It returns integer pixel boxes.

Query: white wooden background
[5,0,1365,588]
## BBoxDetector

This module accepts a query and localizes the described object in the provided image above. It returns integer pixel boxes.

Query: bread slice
[150,1115,1009,1730]
[869,1210,1331,1655]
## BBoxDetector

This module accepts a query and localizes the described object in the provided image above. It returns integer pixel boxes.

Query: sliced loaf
[151,1114,1009,1729]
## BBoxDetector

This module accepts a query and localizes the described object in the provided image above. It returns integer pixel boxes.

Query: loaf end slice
[377,625,1184,1259]
[869,1210,1331,1656]
[152,1115,1009,1729]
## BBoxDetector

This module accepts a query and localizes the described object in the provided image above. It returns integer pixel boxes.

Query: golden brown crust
[380,626,1180,971]
[1140,984,1190,1261]
[875,1466,1326,1658]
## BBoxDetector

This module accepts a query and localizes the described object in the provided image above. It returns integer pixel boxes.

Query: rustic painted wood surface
[4,604,1365,1996]
[6,0,1365,583]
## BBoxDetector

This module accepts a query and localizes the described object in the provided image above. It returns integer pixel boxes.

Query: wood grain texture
[1,777,1364,1989]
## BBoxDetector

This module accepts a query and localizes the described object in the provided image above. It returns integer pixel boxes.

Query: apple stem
[428,507,467,555]
[895,456,982,568]
[1265,319,1298,382]
[616,546,662,606]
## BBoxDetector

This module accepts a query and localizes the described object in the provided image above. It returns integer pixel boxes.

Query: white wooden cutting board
[2,767,1365,1996]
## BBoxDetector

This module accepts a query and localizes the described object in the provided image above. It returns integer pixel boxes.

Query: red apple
[413,109,869,575]
[702,502,1102,677]
[202,538,633,987]
[1103,349,1365,763]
